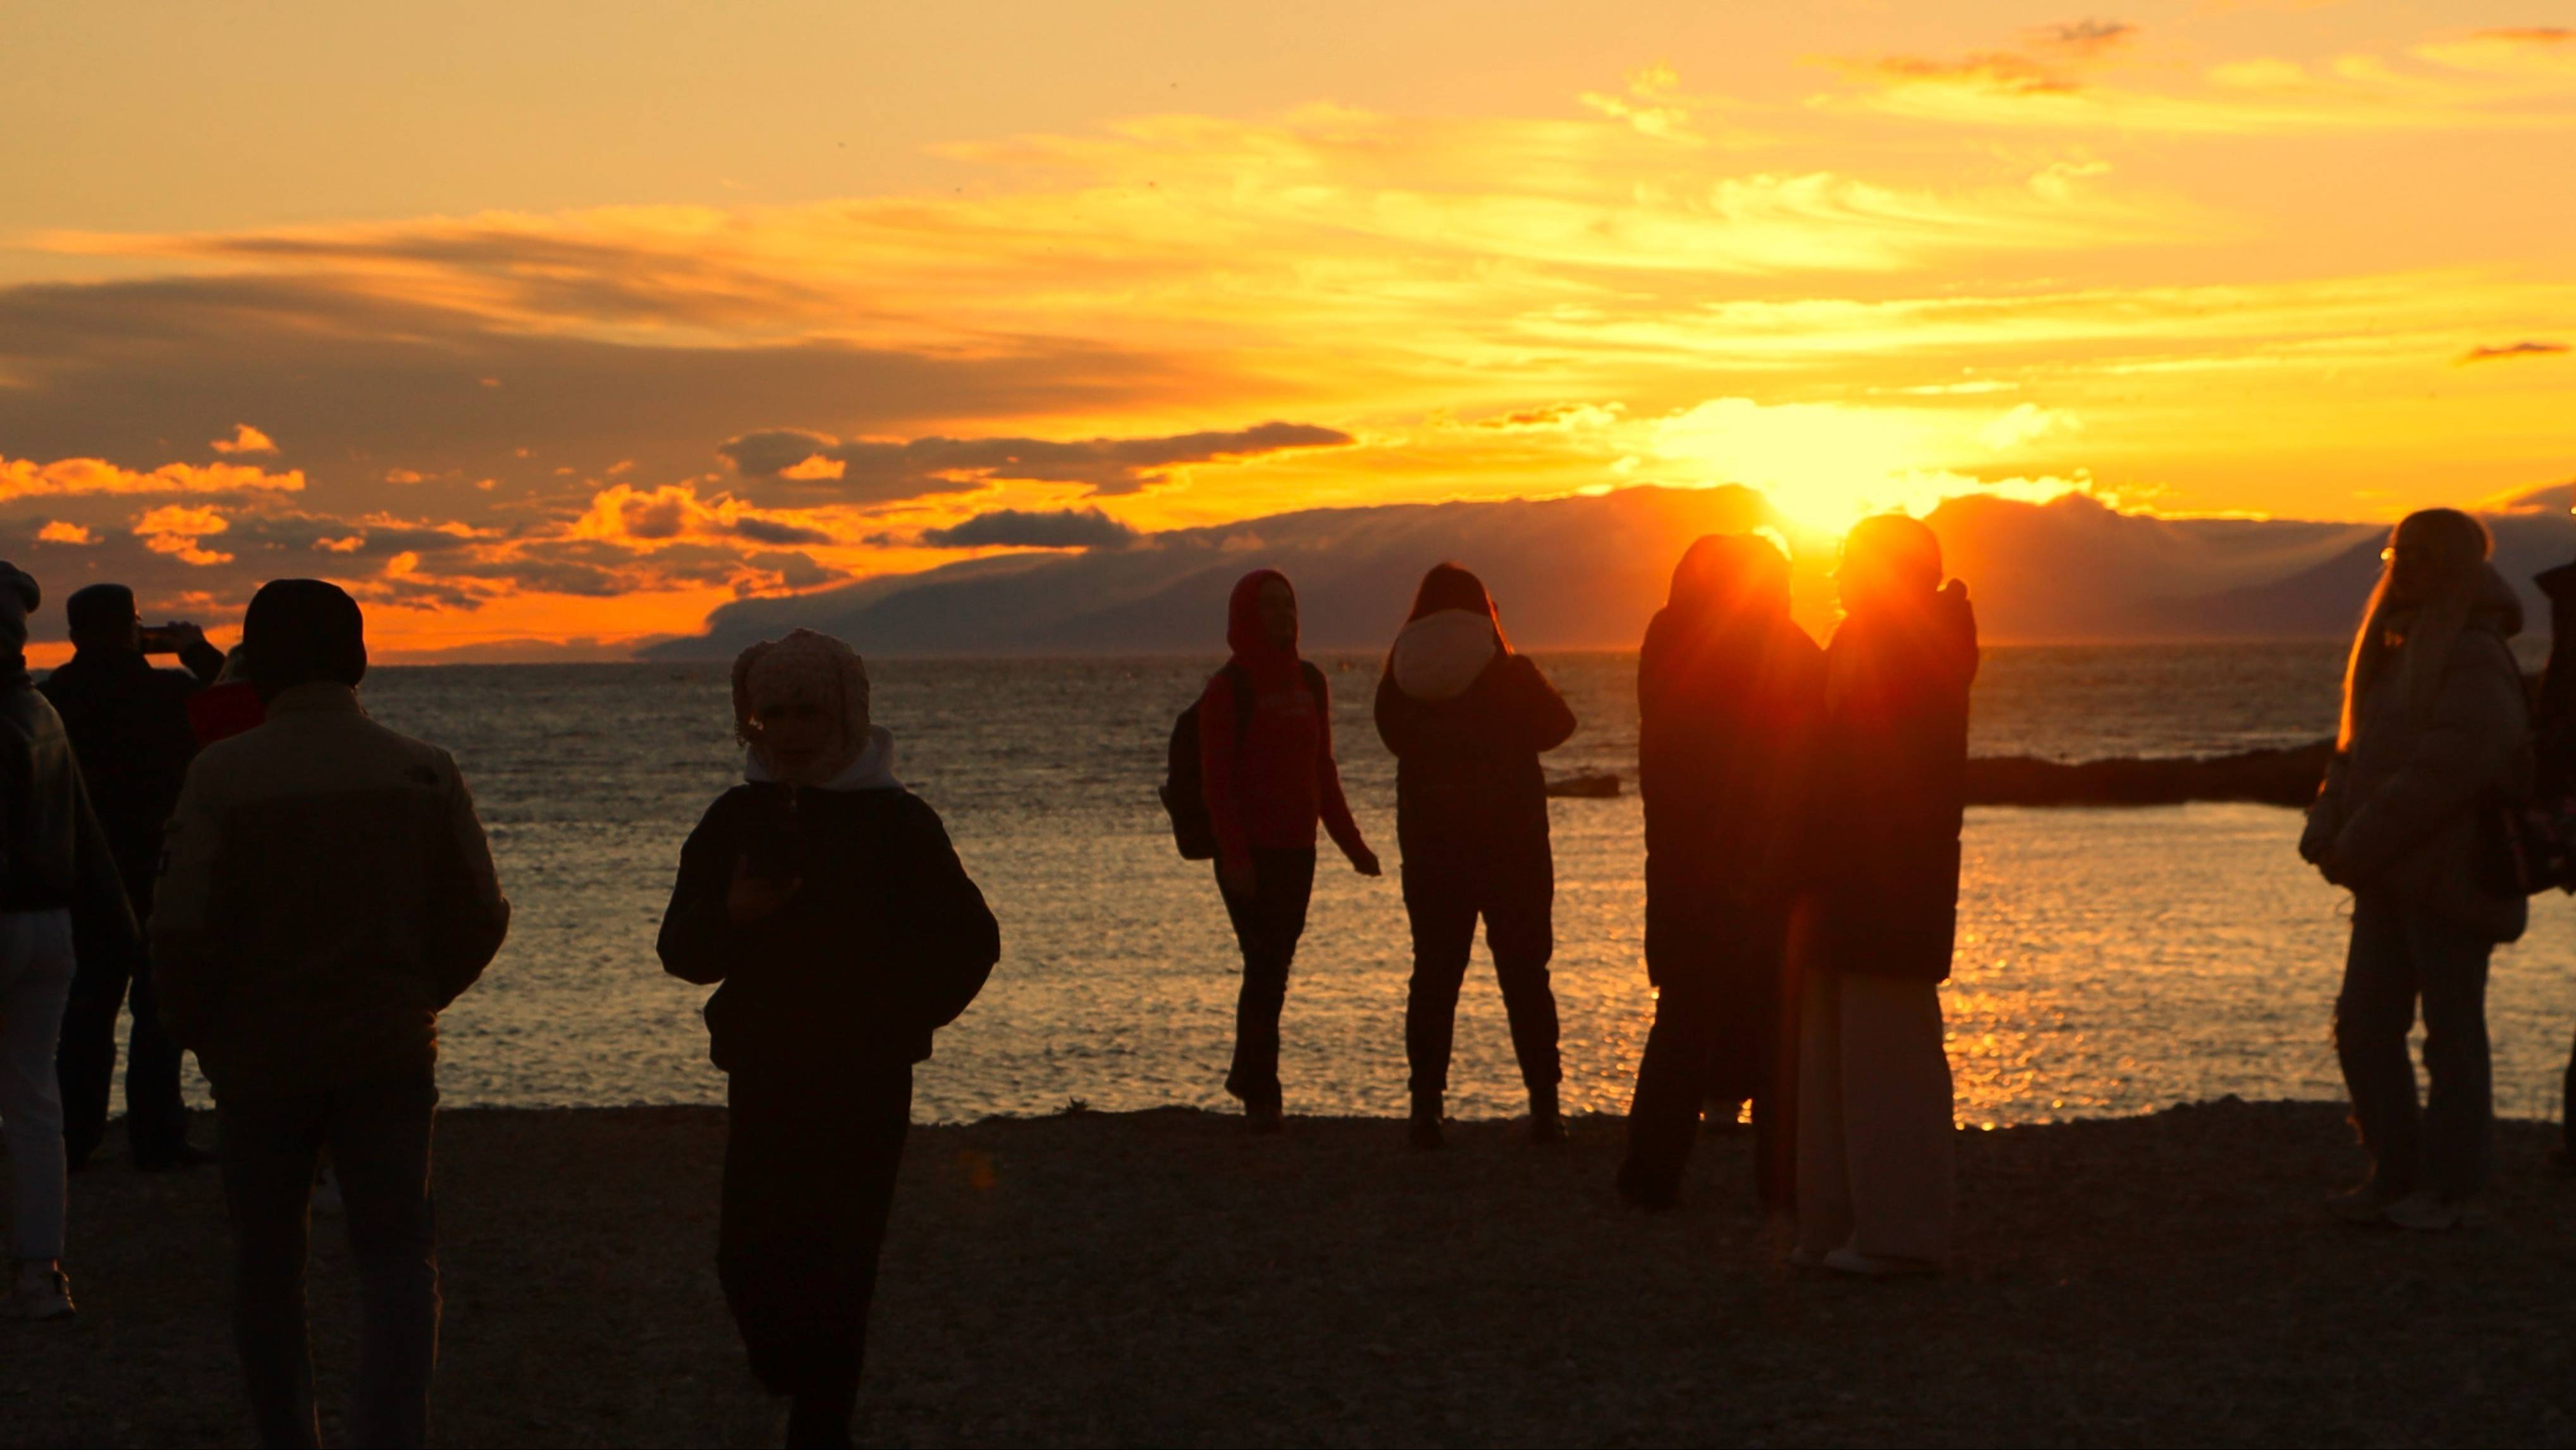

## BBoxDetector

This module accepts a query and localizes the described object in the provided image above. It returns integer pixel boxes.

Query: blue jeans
[2334,892,2494,1200]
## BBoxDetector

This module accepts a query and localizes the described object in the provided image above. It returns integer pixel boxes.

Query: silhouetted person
[2302,509,2530,1228]
[1617,535,1822,1209]
[1199,570,1380,1131]
[1374,564,1576,1148]
[659,630,998,1450]
[154,579,510,1447]
[43,583,223,1170]
[1794,515,1975,1275]
[0,562,134,1322]
[2535,558,2576,1170]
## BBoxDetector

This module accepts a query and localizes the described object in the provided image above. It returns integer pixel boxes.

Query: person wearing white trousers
[0,558,136,1321]
[1793,515,1977,1277]
[1,909,78,1317]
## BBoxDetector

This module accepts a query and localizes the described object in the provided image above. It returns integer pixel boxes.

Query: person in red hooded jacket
[1199,570,1380,1131]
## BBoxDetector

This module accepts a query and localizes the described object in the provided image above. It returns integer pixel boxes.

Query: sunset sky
[3,1,2571,655]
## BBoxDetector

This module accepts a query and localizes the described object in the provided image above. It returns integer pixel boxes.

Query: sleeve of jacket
[2336,636,2529,882]
[1310,668,1369,859]
[658,795,749,986]
[148,757,231,1050]
[1198,671,1252,869]
[880,795,1000,1035]
[2300,753,2350,868]
[1509,655,1578,753]
[425,753,510,1008]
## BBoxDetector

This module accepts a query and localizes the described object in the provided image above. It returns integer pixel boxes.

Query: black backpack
[1160,660,1328,860]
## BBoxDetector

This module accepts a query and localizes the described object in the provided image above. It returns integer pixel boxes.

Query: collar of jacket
[263,682,364,718]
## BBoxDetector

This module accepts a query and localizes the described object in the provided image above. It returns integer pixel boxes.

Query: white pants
[1795,968,1956,1265]
[0,909,75,1262]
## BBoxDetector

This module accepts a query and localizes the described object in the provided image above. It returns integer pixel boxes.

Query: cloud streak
[718,422,1354,499]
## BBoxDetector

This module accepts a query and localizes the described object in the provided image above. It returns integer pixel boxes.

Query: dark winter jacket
[659,783,999,1073]
[152,683,511,1098]
[0,671,135,950]
[1374,651,1574,872]
[2533,562,2576,799]
[1637,607,1825,971]
[39,642,224,896]
[1810,584,1980,983]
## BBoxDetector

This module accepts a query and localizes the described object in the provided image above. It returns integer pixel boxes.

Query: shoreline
[11,1097,2575,1446]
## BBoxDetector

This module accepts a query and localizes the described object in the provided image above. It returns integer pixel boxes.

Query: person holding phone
[659,629,999,1449]
[40,584,224,1172]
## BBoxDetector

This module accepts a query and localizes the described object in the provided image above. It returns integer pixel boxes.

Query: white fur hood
[744,723,902,790]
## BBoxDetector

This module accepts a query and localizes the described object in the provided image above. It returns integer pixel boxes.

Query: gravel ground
[6,1098,2573,1447]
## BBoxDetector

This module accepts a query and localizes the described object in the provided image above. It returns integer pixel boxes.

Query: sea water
[154,644,2576,1125]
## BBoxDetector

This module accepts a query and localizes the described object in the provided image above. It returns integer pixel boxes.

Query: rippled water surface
[151,644,2576,1124]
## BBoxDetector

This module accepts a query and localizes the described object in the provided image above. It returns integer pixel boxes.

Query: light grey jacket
[2304,589,2532,943]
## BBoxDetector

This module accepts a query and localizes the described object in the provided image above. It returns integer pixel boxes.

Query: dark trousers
[2335,892,2494,1200]
[1624,897,1795,1208]
[720,1066,913,1406]
[218,1069,440,1450]
[1402,856,1559,1101]
[58,935,191,1168]
[1217,848,1316,1110]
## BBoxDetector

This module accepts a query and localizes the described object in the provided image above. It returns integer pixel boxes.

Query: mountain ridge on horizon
[634,484,2576,660]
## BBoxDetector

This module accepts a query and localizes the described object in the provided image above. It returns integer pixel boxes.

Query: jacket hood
[1390,610,1499,702]
[1225,569,1301,686]
[745,722,900,792]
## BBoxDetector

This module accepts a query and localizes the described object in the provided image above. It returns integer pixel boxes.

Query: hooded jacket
[659,727,1000,1073]
[1198,570,1365,868]
[1374,610,1575,870]
[2307,567,2531,942]
[1810,581,1980,982]
[151,682,512,1098]
[1637,550,1826,931]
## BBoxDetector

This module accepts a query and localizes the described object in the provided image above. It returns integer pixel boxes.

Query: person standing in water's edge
[2303,508,2530,1231]
[1199,570,1380,1132]
[1375,563,1576,1148]
[660,629,998,1449]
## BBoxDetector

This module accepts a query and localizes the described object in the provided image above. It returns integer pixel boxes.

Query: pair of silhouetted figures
[0,504,2568,1447]
[1172,518,1976,1277]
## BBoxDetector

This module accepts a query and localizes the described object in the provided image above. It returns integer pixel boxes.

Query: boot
[1408,1093,1444,1150]
[1527,1083,1567,1145]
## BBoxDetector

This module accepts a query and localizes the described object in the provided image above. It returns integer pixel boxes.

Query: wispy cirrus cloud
[1833,23,2576,135]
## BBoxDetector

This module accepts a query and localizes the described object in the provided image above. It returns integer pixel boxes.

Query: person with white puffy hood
[1373,564,1576,1148]
[659,629,999,1448]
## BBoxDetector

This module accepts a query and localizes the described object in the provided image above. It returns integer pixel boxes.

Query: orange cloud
[209,423,278,455]
[134,504,233,565]
[1836,25,2576,134]
[2458,340,2570,363]
[0,455,305,501]
[37,520,97,546]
